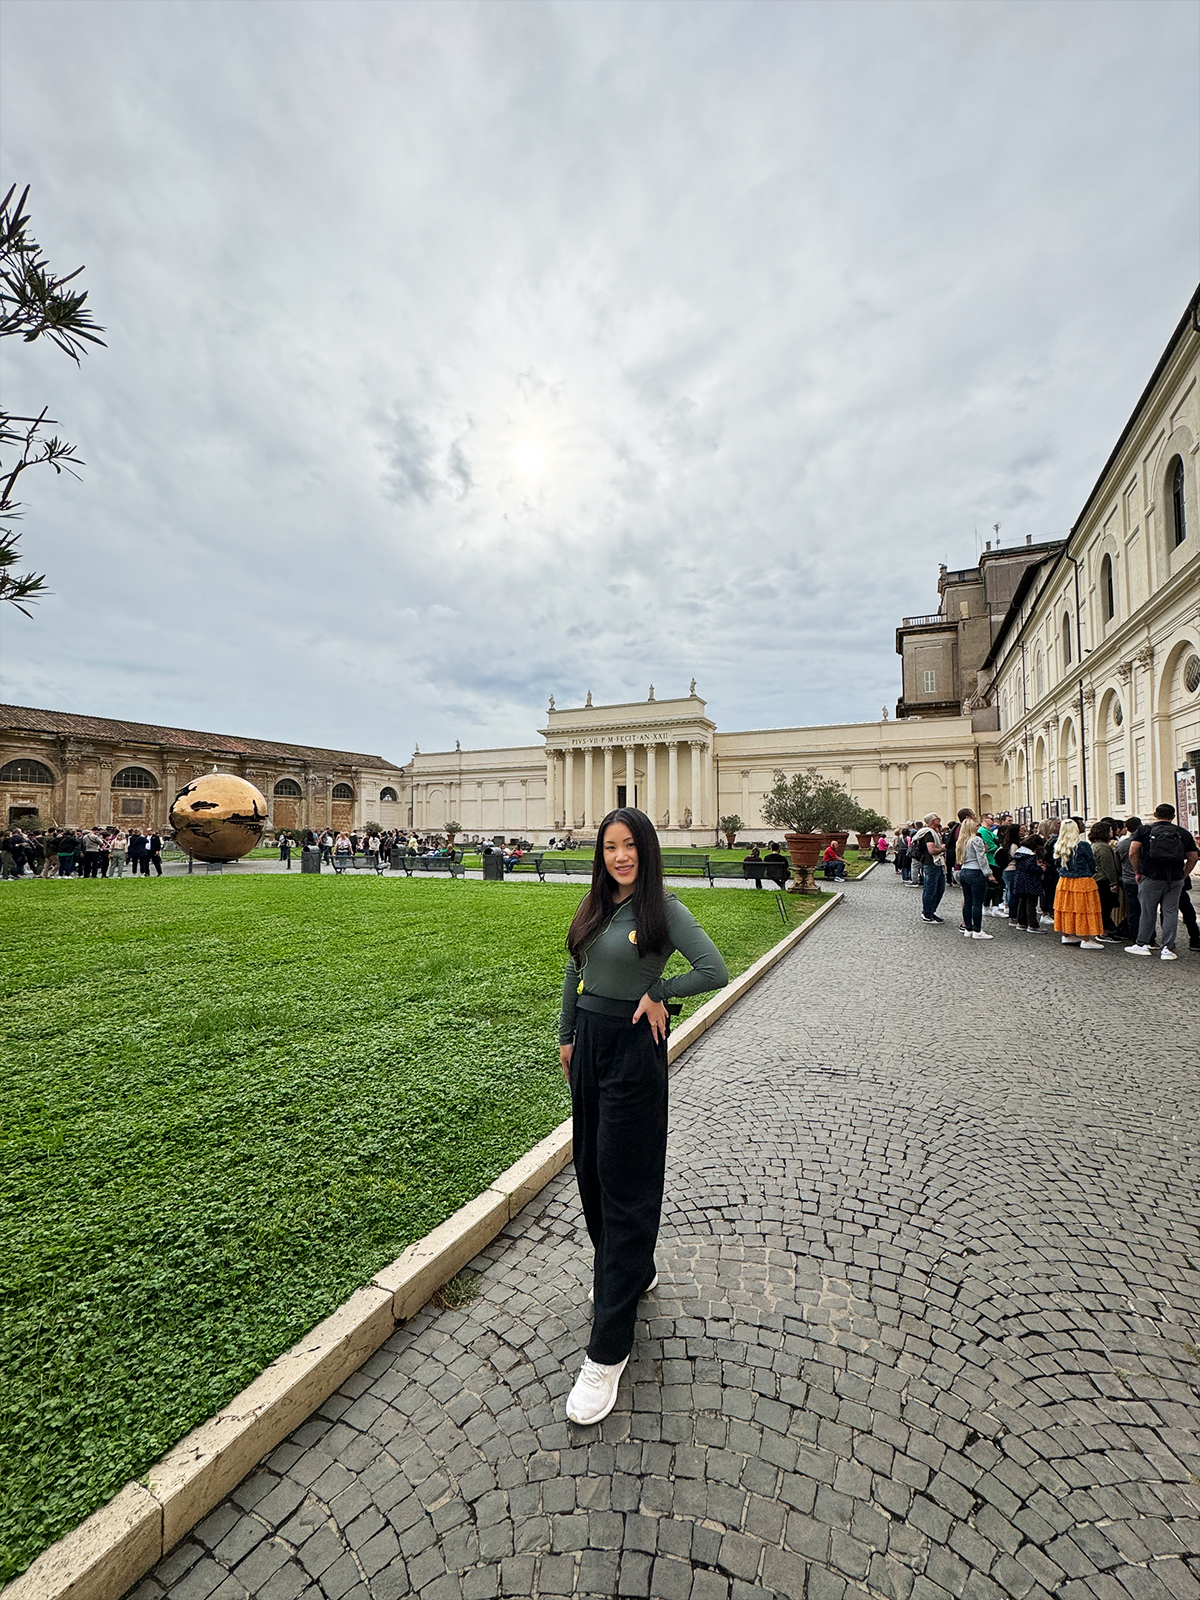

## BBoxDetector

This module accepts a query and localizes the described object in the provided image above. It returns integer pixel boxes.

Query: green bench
[659,852,712,879]
[505,853,547,880]
[393,849,466,879]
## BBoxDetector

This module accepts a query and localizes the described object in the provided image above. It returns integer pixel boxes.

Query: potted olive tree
[718,814,742,849]
[760,772,826,892]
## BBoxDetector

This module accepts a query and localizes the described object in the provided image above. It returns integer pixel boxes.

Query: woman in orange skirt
[1053,819,1106,949]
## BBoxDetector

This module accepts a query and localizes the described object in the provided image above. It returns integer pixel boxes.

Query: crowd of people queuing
[0,825,164,878]
[891,802,1199,960]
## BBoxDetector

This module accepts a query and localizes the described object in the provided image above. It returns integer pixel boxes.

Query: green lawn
[0,876,817,1579]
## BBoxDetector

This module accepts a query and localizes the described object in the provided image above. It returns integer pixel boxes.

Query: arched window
[1172,456,1187,547]
[273,778,303,797]
[0,758,55,784]
[332,782,355,800]
[1101,554,1115,621]
[1035,649,1045,699]
[1061,613,1072,668]
[380,787,398,802]
[112,766,157,789]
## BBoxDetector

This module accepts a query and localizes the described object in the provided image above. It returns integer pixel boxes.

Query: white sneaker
[565,1355,628,1424]
[1040,915,1054,926]
[1079,939,1105,950]
[1061,936,1080,944]
[1124,944,1152,956]
[1161,948,1178,961]
[971,931,993,940]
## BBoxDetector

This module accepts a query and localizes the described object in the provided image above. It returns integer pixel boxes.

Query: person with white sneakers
[956,819,998,939]
[559,807,728,1426]
[1125,803,1198,961]
[1052,820,1106,950]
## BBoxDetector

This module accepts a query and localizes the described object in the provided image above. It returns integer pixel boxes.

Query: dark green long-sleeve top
[559,895,729,1044]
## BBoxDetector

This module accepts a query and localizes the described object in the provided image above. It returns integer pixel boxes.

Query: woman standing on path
[956,819,997,938]
[1053,820,1106,949]
[559,808,728,1426]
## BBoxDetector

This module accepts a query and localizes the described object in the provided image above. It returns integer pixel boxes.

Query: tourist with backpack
[910,813,946,923]
[1125,803,1199,961]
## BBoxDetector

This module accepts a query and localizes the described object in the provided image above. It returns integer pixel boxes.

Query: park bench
[659,852,712,879]
[709,859,790,888]
[505,853,547,880]
[391,849,466,878]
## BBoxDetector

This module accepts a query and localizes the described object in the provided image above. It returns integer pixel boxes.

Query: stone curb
[11,891,845,1600]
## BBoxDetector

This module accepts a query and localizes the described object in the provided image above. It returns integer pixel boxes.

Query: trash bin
[301,847,321,874]
[390,848,404,872]
[482,851,504,881]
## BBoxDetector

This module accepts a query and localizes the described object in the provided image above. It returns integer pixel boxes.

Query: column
[564,749,575,829]
[704,743,715,829]
[668,742,679,826]
[945,760,958,816]
[603,746,614,815]
[879,763,891,823]
[63,751,82,825]
[645,741,657,825]
[740,769,751,825]
[623,744,635,809]
[583,746,594,828]
[898,762,910,821]
[545,749,557,828]
[689,742,703,828]
[99,759,113,827]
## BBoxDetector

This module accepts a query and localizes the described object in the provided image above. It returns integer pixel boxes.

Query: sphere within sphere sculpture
[169,773,269,862]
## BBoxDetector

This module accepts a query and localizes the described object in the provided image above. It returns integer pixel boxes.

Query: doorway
[616,786,638,810]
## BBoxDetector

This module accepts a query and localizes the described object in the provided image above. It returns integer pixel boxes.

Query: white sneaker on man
[1124,944,1152,956]
[566,1355,628,1424]
[971,931,993,940]
[1161,948,1178,961]
[1079,939,1105,950]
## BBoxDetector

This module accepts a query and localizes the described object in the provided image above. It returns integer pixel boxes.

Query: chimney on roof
[985,540,991,551]
[1026,535,1032,545]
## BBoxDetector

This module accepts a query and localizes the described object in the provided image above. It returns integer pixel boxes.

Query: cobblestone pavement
[135,869,1200,1600]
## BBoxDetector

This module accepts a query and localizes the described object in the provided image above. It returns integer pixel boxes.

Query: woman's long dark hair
[567,808,669,962]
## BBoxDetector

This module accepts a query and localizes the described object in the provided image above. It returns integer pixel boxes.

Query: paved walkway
[134,869,1200,1600]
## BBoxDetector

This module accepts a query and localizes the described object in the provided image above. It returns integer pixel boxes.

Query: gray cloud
[0,0,1196,758]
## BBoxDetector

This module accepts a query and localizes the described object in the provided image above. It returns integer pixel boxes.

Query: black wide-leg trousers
[570,1008,668,1365]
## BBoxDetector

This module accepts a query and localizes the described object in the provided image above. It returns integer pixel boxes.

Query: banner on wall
[1176,767,1199,838]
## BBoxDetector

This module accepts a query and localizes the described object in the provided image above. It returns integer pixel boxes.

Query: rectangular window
[1115,772,1126,806]
[922,670,937,694]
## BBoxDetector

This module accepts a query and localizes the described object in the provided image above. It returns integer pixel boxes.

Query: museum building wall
[0,706,406,836]
[408,691,1001,842]
[979,286,1200,827]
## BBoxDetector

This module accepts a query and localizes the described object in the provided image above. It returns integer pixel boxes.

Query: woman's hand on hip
[560,1043,572,1081]
[633,994,669,1043]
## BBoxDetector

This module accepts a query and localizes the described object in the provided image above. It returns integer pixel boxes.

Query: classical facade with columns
[407,686,1002,843]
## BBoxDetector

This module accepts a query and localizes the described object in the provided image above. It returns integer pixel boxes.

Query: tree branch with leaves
[0,184,105,613]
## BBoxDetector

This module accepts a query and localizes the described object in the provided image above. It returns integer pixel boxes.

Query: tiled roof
[0,704,405,772]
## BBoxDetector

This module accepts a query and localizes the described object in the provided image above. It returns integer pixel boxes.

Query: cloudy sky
[1,0,1197,761]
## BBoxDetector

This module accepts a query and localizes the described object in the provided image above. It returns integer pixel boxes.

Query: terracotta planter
[827,831,850,854]
[784,831,822,869]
